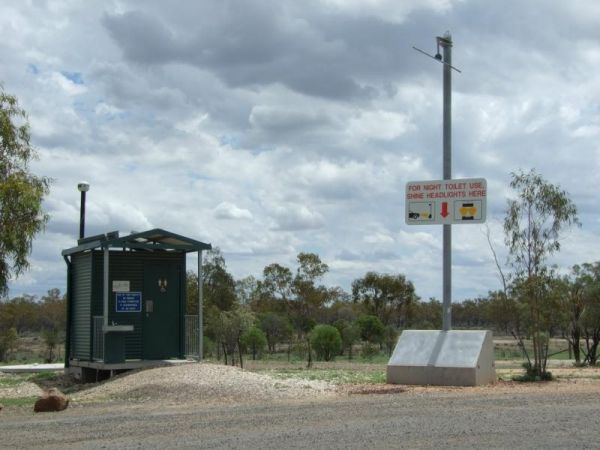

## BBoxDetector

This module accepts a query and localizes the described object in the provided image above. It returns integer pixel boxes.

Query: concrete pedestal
[386,330,496,386]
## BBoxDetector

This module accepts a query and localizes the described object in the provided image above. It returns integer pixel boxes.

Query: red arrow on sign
[440,202,449,218]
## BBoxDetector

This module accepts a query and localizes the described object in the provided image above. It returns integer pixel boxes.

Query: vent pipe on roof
[77,181,90,239]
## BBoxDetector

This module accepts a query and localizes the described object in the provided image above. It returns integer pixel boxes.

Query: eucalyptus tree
[577,262,600,365]
[0,87,50,294]
[504,169,579,377]
[291,253,329,330]
[202,248,237,311]
[253,263,293,314]
[352,272,418,327]
[560,268,586,364]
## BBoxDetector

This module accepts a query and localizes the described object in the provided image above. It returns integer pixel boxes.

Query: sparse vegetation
[0,396,38,407]
[261,367,386,385]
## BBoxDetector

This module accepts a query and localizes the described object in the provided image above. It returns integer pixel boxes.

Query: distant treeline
[0,288,66,361]
[1,252,599,365]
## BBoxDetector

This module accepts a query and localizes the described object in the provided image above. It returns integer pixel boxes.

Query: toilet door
[142,263,180,359]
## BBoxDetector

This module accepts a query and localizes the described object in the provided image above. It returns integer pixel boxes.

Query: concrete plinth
[386,330,496,386]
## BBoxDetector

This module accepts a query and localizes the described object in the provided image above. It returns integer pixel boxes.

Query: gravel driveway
[2,380,600,449]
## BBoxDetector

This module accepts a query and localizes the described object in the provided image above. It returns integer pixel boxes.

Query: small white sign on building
[405,178,487,225]
[112,280,130,292]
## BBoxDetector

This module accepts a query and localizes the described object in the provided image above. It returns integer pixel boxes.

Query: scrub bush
[310,325,341,361]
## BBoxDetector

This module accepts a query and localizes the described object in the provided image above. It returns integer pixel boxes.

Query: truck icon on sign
[408,202,433,221]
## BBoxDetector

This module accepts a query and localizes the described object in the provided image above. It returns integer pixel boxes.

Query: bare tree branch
[485,222,508,295]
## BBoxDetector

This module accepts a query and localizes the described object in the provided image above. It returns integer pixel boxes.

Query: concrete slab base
[0,363,64,374]
[386,330,496,386]
[66,359,196,382]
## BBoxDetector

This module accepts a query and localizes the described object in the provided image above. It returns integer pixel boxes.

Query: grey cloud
[336,249,361,261]
[249,106,334,134]
[102,11,180,64]
[100,3,437,101]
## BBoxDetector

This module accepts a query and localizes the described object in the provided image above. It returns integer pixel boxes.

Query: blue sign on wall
[116,292,142,312]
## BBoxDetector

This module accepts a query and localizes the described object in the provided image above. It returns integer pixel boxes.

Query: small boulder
[34,388,69,413]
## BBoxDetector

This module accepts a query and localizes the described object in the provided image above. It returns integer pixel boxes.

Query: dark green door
[143,263,180,359]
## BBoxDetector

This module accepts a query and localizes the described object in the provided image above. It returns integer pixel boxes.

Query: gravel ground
[71,363,337,405]
[0,380,43,399]
[2,383,600,449]
[3,363,600,448]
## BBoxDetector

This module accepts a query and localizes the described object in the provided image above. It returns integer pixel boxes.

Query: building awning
[62,228,212,256]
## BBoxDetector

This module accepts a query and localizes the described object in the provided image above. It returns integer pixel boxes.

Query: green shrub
[310,325,342,361]
[42,327,62,363]
[203,336,216,357]
[513,361,554,382]
[0,327,18,362]
[383,325,399,357]
[512,371,553,382]
[360,342,380,360]
[241,326,267,360]
[356,315,385,344]
[333,319,362,358]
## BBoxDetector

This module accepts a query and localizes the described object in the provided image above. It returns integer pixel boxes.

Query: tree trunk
[570,327,581,364]
[589,327,600,365]
[238,338,244,369]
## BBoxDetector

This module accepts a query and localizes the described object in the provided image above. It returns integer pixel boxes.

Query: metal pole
[79,190,86,240]
[103,245,109,331]
[198,250,203,361]
[440,33,452,331]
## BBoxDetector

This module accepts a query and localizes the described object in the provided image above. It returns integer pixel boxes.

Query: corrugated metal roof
[62,228,212,256]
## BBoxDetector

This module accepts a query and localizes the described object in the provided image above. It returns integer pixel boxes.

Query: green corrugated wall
[70,252,92,360]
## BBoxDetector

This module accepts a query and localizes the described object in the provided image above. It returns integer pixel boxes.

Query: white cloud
[364,232,395,244]
[2,0,599,303]
[175,113,210,134]
[48,72,87,96]
[94,102,123,117]
[214,202,253,220]
[348,110,414,141]
[271,205,325,231]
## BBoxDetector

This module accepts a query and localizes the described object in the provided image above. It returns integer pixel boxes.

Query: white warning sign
[405,178,487,225]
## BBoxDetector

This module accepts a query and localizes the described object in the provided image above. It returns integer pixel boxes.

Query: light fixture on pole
[77,181,90,240]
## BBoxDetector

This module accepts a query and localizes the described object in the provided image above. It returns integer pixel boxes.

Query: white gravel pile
[73,363,336,404]
[0,380,43,399]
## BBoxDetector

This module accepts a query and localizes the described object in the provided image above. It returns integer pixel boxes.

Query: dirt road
[2,386,599,449]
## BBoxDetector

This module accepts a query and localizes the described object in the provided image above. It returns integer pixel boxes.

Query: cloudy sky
[2,0,599,302]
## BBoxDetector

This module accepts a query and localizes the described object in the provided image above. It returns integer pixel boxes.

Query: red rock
[33,388,69,413]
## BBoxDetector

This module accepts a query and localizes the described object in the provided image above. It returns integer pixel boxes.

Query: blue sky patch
[61,71,84,85]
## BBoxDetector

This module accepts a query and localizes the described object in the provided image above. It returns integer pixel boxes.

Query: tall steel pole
[198,250,203,361]
[440,33,452,331]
